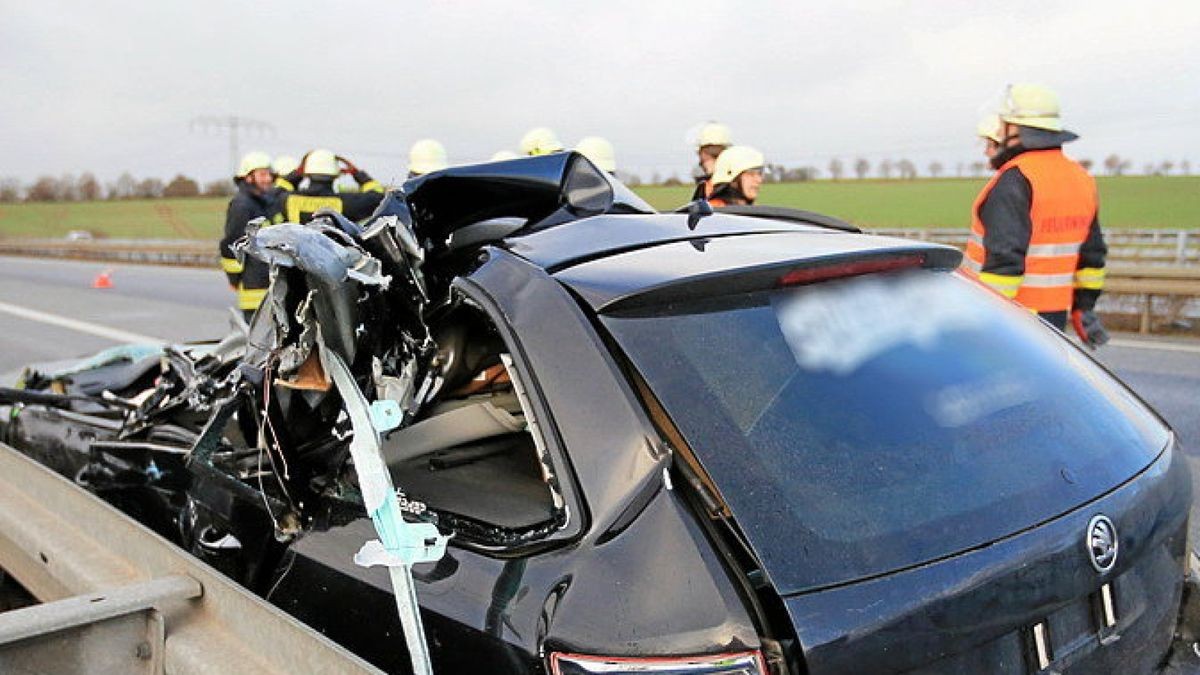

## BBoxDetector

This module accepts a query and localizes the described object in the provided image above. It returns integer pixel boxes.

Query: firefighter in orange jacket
[965,84,1109,346]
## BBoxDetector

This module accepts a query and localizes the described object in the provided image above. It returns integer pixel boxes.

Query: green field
[636,176,1200,229]
[0,176,1196,240]
[0,197,224,239]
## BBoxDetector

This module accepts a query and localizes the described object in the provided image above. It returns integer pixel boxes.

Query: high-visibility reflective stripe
[359,180,383,194]
[1074,267,1106,289]
[978,272,1023,298]
[275,177,295,192]
[968,232,984,248]
[285,195,343,223]
[237,286,268,310]
[220,257,243,274]
[1027,242,1082,257]
[962,258,982,272]
[1022,273,1075,287]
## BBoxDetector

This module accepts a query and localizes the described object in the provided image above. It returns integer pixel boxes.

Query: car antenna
[684,198,714,231]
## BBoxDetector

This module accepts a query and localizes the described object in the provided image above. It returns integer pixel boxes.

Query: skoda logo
[1086,515,1118,573]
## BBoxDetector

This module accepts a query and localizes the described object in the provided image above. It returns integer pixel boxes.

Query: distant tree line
[1,155,1195,201]
[0,173,233,203]
[620,155,1194,187]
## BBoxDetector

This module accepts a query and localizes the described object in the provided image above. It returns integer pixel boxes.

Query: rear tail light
[777,253,926,287]
[549,651,766,674]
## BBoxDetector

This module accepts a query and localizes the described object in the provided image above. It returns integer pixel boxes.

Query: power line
[190,116,276,174]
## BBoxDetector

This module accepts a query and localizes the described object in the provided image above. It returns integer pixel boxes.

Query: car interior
[384,303,559,534]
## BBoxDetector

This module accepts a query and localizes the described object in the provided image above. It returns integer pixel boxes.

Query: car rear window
[603,270,1169,593]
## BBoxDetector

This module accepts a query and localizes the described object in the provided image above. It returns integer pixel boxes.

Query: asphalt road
[0,255,1197,486]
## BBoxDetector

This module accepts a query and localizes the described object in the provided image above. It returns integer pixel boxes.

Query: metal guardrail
[0,229,1197,268]
[0,232,1197,333]
[1104,266,1200,333]
[0,239,217,267]
[0,442,383,674]
[871,228,1199,266]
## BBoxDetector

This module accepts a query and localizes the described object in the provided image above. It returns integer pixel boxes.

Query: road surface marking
[0,300,164,345]
[1108,338,1200,354]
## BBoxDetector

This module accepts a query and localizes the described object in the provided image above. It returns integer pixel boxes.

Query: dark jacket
[279,173,385,224]
[219,182,281,291]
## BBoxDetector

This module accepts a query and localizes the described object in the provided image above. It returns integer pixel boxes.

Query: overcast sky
[3,0,1198,184]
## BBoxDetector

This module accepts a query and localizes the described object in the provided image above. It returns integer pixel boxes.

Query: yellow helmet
[695,122,732,148]
[490,150,519,161]
[236,151,272,179]
[710,145,764,186]
[272,155,299,177]
[998,83,1063,132]
[408,139,448,175]
[304,149,339,177]
[976,115,1003,144]
[519,127,564,156]
[575,136,616,173]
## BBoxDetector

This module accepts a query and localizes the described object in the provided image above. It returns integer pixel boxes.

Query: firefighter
[519,127,564,156]
[707,145,764,207]
[408,139,448,177]
[279,149,384,224]
[219,151,282,320]
[272,155,300,191]
[691,122,732,199]
[575,136,616,174]
[976,115,1002,162]
[965,84,1108,346]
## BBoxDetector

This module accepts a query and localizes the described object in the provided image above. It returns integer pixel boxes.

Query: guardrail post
[1141,294,1153,334]
[1177,231,1189,264]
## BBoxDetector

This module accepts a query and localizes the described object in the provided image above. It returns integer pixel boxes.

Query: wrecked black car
[1,152,1196,674]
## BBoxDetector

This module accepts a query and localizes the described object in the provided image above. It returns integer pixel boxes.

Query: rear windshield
[604,270,1169,593]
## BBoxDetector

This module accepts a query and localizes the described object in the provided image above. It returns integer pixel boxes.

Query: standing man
[407,139,448,177]
[220,151,282,320]
[691,122,732,200]
[575,136,616,175]
[272,155,300,191]
[519,128,564,156]
[707,146,764,207]
[279,149,385,223]
[965,84,1108,346]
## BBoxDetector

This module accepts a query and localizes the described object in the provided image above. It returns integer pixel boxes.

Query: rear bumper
[1162,554,1200,674]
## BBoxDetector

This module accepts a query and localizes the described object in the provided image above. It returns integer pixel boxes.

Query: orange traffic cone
[92,269,113,289]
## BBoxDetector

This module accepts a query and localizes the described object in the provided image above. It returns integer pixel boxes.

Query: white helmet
[304,149,339,177]
[998,83,1063,132]
[236,151,272,179]
[490,150,520,161]
[710,145,764,186]
[519,127,564,156]
[408,139,448,175]
[272,155,299,177]
[575,136,616,173]
[694,122,732,149]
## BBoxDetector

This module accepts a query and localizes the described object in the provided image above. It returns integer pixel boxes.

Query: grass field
[0,176,1196,240]
[636,176,1200,229]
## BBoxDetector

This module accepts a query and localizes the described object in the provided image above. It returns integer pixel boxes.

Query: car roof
[502,212,839,273]
[501,212,962,312]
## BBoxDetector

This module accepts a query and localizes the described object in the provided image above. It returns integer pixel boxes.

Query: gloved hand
[336,155,359,176]
[1071,309,1110,349]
